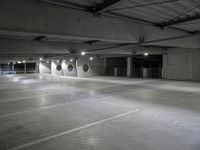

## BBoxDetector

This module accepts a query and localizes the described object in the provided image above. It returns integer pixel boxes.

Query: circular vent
[83,64,89,72]
[67,64,73,72]
[56,65,62,71]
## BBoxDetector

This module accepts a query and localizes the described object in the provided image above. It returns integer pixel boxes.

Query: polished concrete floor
[0,74,200,150]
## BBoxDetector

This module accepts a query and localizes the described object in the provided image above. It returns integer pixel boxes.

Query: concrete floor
[0,75,200,150]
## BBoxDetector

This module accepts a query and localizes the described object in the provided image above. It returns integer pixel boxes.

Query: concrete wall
[39,62,51,74]
[39,57,104,77]
[163,48,200,81]
[41,60,77,77]
[76,57,104,77]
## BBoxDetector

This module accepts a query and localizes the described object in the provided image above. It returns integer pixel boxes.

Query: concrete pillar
[103,58,107,75]
[187,49,193,80]
[149,64,152,78]
[0,64,1,75]
[12,63,15,71]
[75,58,78,77]
[162,54,168,79]
[127,56,133,77]
[35,63,39,73]
[24,63,27,74]
[50,61,53,75]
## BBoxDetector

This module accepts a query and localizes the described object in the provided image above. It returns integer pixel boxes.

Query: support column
[149,64,152,78]
[0,64,2,75]
[75,58,78,77]
[127,56,133,77]
[35,62,39,73]
[103,58,107,76]
[24,63,27,74]
[12,63,15,74]
[162,54,168,79]
[12,63,15,71]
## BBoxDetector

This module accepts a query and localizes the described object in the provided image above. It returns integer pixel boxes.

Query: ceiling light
[144,53,149,56]
[22,60,26,63]
[39,57,43,61]
[8,62,10,65]
[47,61,50,63]
[17,61,22,64]
[70,59,73,62]
[90,57,93,61]
[57,60,59,63]
[81,52,86,56]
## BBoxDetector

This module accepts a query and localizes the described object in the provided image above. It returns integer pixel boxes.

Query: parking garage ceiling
[40,0,200,32]
[0,0,200,61]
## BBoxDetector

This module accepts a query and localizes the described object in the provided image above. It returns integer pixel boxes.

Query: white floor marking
[0,93,120,118]
[102,101,118,106]
[0,103,66,118]
[8,109,139,150]
[0,86,62,95]
[0,90,72,103]
[0,88,139,118]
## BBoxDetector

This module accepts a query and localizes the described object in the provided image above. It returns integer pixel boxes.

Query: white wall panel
[61,60,77,77]
[51,61,62,76]
[76,57,104,77]
[39,62,51,74]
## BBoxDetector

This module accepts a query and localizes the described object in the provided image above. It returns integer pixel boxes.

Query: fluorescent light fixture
[70,59,73,62]
[57,60,59,63]
[22,60,26,63]
[13,62,16,64]
[144,53,149,56]
[90,57,93,61]
[17,61,22,64]
[39,57,43,61]
[81,52,86,56]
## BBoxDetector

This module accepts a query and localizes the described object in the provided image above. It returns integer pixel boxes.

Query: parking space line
[0,90,73,104]
[0,103,66,118]
[8,109,140,150]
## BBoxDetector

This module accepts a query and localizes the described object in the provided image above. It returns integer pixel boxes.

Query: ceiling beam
[158,13,200,28]
[39,0,88,11]
[141,31,200,48]
[90,0,120,13]
[105,0,179,12]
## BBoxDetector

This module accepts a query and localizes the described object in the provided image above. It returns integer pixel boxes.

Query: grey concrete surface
[0,75,200,150]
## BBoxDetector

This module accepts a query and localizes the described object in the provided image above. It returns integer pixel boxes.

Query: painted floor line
[0,95,126,118]
[8,109,140,150]
[102,101,119,106]
[0,85,63,95]
[0,90,73,104]
[0,103,66,118]
[0,88,146,118]
[0,89,143,118]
